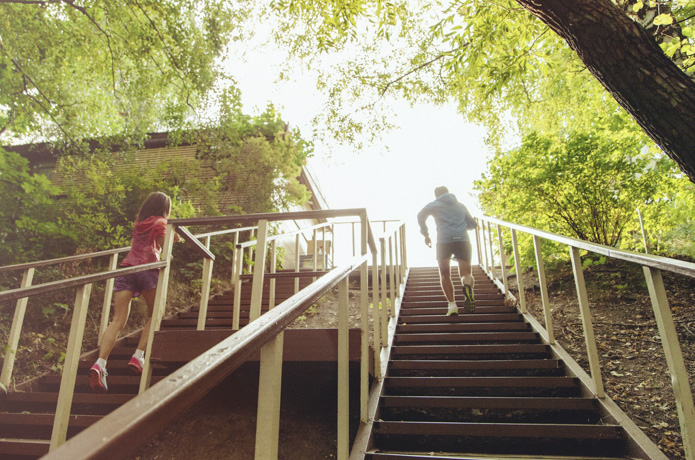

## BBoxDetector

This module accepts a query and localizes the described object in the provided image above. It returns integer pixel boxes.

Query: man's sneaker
[89,363,108,393]
[446,303,459,316]
[463,284,476,313]
[128,355,144,374]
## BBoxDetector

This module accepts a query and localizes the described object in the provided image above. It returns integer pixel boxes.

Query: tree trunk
[516,0,695,183]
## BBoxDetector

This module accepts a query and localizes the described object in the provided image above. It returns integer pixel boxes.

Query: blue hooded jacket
[417,193,477,243]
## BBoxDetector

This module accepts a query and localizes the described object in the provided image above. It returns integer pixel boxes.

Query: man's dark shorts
[436,241,472,262]
[113,269,159,298]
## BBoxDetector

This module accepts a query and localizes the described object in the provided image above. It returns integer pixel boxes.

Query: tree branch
[60,0,118,95]
[378,47,466,98]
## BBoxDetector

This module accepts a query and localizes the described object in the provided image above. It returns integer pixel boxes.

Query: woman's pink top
[120,216,168,267]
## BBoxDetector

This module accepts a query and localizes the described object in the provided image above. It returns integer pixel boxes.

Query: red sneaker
[128,356,144,374]
[89,363,108,393]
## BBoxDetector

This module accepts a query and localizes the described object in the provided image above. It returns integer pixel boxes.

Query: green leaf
[633,1,644,12]
[653,14,674,26]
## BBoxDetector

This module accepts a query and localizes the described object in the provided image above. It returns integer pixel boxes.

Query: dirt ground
[509,258,695,459]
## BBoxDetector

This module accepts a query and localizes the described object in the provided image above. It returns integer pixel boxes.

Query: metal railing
[477,215,695,460]
[1,209,409,459]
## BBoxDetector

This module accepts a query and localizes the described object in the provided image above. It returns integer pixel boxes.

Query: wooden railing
[1,209,409,459]
[476,215,695,460]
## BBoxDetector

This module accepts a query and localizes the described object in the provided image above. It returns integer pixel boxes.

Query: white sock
[133,349,145,360]
[448,301,457,308]
[96,357,107,369]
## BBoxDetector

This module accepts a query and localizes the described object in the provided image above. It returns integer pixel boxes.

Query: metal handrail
[0,246,131,274]
[481,215,695,278]
[0,262,167,303]
[478,215,695,459]
[41,255,368,460]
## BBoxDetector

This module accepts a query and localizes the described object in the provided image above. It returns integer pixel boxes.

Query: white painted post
[371,251,382,379]
[352,222,357,257]
[497,225,509,295]
[1,267,35,389]
[380,238,389,334]
[337,277,350,460]
[249,228,256,269]
[474,218,483,270]
[294,234,300,294]
[533,235,555,344]
[99,253,118,345]
[644,266,695,459]
[197,236,213,331]
[637,209,650,254]
[233,246,243,330]
[50,283,92,450]
[230,231,240,285]
[401,225,408,276]
[481,219,490,274]
[249,220,269,322]
[254,332,284,460]
[487,221,495,279]
[393,234,401,298]
[511,229,527,313]
[312,229,318,282]
[569,246,605,398]
[139,224,176,394]
[269,240,277,310]
[388,237,395,309]
[360,216,369,421]
[254,237,283,460]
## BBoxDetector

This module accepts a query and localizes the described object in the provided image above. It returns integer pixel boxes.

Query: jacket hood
[436,192,458,204]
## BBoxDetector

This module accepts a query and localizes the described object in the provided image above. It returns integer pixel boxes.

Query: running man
[417,186,477,316]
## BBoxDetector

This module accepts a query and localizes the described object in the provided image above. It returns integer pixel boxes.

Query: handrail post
[230,231,240,285]
[233,246,243,330]
[569,246,605,398]
[331,223,336,268]
[533,235,555,344]
[474,218,483,270]
[487,221,495,280]
[1,267,35,389]
[481,219,490,274]
[269,240,277,310]
[312,229,318,282]
[248,228,256,269]
[254,238,283,460]
[352,222,356,257]
[644,266,695,458]
[510,229,527,313]
[380,238,389,327]
[139,224,176,394]
[197,236,213,331]
[359,215,369,421]
[99,254,118,345]
[50,283,93,450]
[249,220,269,322]
[371,251,382,379]
[401,224,408,277]
[294,234,301,294]
[388,237,396,308]
[496,224,509,295]
[393,234,401,298]
[321,226,326,271]
[337,276,350,460]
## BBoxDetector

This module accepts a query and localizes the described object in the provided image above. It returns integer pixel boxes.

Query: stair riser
[373,434,625,458]
[380,407,601,424]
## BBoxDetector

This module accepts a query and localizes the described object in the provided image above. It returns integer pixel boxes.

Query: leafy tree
[474,122,663,247]
[0,0,249,146]
[269,0,695,181]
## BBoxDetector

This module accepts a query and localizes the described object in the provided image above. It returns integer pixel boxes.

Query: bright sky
[225,44,492,267]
